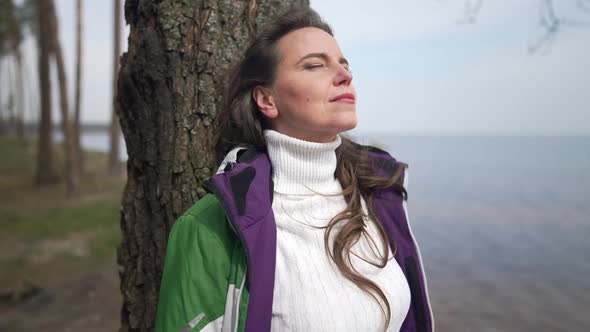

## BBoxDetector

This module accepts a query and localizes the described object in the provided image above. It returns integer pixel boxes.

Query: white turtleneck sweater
[264,129,411,332]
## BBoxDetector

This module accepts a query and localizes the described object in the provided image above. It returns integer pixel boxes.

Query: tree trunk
[24,59,39,132]
[47,0,81,197]
[0,63,4,134]
[7,0,25,142]
[5,57,16,130]
[74,0,84,174]
[108,0,122,175]
[116,0,308,330]
[35,0,58,186]
[14,51,25,142]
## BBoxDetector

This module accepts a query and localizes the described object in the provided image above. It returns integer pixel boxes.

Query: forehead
[276,27,343,63]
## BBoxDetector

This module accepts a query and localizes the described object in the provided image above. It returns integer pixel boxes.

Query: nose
[333,64,353,86]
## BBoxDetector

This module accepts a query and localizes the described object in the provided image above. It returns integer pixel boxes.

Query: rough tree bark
[108,0,122,175]
[116,0,308,330]
[35,0,57,186]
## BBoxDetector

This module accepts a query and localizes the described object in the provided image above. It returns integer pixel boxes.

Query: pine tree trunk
[14,52,25,142]
[0,64,4,134]
[10,4,25,143]
[108,0,122,175]
[74,0,84,174]
[6,57,16,132]
[47,0,81,197]
[3,0,24,140]
[116,0,308,330]
[35,0,58,186]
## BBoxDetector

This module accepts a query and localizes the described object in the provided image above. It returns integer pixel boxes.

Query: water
[362,134,590,331]
[76,131,590,330]
[53,131,127,161]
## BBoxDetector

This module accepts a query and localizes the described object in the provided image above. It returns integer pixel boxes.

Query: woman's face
[254,27,357,143]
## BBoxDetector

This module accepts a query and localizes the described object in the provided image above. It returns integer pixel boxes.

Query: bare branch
[458,0,590,54]
[529,0,590,53]
[539,0,559,31]
[577,0,590,13]
[457,0,484,24]
[528,26,558,54]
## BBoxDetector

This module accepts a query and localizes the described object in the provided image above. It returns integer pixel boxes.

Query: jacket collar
[204,146,276,332]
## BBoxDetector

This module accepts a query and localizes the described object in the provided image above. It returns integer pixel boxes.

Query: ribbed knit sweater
[264,129,411,332]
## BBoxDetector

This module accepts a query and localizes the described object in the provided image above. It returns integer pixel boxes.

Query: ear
[252,86,279,119]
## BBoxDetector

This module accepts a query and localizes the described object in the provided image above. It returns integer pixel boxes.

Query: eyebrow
[295,52,349,67]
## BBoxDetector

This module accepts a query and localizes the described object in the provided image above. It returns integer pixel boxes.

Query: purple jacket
[203,145,434,332]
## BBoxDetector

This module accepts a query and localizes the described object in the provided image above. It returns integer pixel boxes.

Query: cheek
[279,76,325,106]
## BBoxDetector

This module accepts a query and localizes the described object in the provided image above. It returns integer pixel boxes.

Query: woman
[155,7,433,332]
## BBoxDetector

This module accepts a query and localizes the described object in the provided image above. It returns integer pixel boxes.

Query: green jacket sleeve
[155,195,235,331]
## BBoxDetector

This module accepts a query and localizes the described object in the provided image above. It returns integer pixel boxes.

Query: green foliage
[0,199,121,240]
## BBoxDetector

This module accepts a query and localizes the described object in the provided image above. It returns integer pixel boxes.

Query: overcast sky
[3,0,589,135]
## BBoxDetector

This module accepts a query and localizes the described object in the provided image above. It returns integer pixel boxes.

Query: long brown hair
[215,6,407,330]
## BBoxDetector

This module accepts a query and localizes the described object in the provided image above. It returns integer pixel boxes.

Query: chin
[334,118,358,134]
[342,113,358,130]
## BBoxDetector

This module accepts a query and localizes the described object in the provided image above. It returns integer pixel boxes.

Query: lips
[330,93,356,103]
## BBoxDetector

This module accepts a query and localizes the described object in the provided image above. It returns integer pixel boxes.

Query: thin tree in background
[0,1,12,130]
[14,55,25,142]
[10,11,24,141]
[22,55,39,132]
[35,0,57,185]
[0,4,4,128]
[108,0,121,175]
[0,0,25,140]
[116,0,308,329]
[12,0,40,137]
[0,61,3,132]
[47,0,81,196]
[74,0,84,173]
[4,58,16,132]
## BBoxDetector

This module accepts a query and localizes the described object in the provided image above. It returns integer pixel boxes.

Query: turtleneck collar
[263,129,342,195]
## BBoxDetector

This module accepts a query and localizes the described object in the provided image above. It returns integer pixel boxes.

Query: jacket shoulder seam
[172,196,232,243]
[181,195,224,221]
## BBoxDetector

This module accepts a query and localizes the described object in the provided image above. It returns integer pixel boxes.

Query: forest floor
[0,136,125,331]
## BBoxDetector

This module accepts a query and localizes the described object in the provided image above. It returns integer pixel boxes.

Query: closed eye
[304,63,324,70]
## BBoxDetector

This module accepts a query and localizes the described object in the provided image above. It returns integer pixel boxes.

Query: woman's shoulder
[181,193,226,222]
[170,193,237,253]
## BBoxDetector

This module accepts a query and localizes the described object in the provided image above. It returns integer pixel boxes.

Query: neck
[270,126,338,143]
[264,129,342,195]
